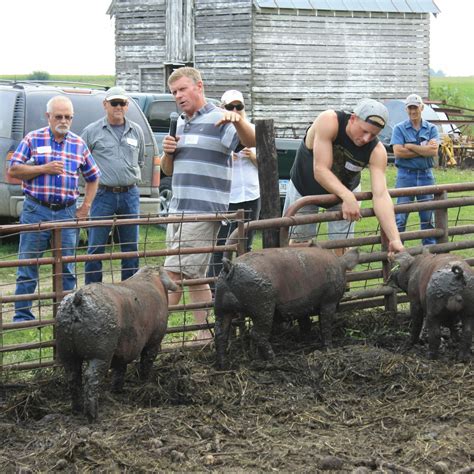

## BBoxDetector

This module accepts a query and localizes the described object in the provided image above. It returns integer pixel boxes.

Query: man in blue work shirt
[391,94,440,245]
[82,86,145,283]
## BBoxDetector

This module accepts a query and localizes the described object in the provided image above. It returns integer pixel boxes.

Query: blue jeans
[14,198,77,322]
[282,179,360,242]
[395,167,436,245]
[85,186,140,284]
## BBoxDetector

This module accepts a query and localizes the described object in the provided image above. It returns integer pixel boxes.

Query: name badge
[185,135,199,145]
[127,138,138,147]
[37,146,52,154]
[345,161,363,172]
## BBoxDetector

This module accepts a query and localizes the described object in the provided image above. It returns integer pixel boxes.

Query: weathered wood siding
[114,0,167,92]
[112,1,433,137]
[252,9,431,137]
[166,0,194,63]
[193,0,253,108]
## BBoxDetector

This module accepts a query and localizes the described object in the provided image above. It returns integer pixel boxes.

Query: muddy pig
[56,266,177,422]
[214,245,359,368]
[390,251,474,361]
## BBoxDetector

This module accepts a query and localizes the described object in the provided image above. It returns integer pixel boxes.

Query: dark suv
[0,81,161,222]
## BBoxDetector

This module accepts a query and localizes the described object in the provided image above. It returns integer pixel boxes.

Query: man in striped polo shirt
[8,95,101,322]
[161,67,255,341]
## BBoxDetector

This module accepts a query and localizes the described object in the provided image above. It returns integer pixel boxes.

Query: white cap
[221,89,244,105]
[405,94,423,107]
[105,86,129,101]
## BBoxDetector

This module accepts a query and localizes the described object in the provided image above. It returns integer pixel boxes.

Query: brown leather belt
[99,184,136,193]
[27,195,76,211]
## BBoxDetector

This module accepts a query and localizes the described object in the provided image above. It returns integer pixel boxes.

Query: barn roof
[253,0,440,14]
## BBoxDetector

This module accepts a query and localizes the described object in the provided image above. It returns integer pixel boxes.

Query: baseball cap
[405,94,423,107]
[353,98,388,128]
[221,89,244,105]
[105,86,129,101]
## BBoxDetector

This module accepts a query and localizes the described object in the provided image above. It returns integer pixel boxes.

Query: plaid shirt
[9,127,101,205]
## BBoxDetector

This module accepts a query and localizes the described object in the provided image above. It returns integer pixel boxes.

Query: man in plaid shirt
[8,95,101,322]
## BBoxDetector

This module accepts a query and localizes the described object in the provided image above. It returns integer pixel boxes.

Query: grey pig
[390,251,473,361]
[56,266,177,422]
[214,245,359,368]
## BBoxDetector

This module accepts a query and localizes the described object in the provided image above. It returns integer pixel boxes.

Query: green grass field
[430,76,474,109]
[0,74,115,88]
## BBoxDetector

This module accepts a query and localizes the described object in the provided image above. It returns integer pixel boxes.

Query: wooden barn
[108,0,440,137]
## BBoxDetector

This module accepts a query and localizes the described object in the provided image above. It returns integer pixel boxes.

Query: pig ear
[222,258,232,274]
[451,265,466,284]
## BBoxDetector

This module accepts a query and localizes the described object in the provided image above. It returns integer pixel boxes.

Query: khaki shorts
[164,221,220,279]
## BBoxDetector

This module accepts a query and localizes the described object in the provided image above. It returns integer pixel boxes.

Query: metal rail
[1,184,473,372]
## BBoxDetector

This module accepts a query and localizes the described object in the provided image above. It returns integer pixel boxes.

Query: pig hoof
[457,352,470,363]
[216,358,230,371]
[427,351,439,360]
[259,347,275,361]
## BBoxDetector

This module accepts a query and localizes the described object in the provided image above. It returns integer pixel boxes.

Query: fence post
[434,190,449,243]
[51,227,64,361]
[236,209,247,256]
[255,119,280,248]
[381,229,397,313]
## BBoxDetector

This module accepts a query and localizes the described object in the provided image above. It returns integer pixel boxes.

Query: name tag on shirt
[345,161,363,172]
[185,135,199,145]
[37,146,52,154]
[127,138,138,147]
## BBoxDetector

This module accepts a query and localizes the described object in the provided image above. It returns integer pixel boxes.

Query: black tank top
[290,111,379,198]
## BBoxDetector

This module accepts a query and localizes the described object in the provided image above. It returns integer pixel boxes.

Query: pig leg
[298,314,312,340]
[458,313,473,362]
[409,302,424,346]
[63,358,83,414]
[139,342,160,381]
[83,358,109,422]
[319,303,336,349]
[111,361,127,393]
[426,312,442,360]
[215,313,234,369]
[250,310,275,361]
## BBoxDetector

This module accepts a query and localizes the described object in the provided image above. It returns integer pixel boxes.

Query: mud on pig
[214,245,359,368]
[390,251,474,361]
[56,266,177,422]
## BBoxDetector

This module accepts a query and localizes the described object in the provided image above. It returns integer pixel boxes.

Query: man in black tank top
[282,98,404,256]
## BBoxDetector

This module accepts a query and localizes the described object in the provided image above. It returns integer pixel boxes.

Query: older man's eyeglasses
[109,100,128,107]
[53,115,74,121]
[224,103,244,111]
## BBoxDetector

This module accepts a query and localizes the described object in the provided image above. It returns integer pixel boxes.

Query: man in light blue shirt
[391,94,440,245]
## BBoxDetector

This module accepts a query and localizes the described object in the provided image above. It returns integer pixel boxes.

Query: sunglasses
[109,100,128,107]
[224,103,244,111]
[53,115,73,121]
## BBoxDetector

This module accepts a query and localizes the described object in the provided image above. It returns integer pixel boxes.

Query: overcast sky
[0,0,472,77]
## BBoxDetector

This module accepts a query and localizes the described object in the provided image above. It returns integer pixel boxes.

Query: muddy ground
[1,309,473,473]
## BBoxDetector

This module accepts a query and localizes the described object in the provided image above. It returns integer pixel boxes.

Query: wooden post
[255,119,280,248]
[381,229,397,314]
[434,190,449,244]
[51,228,64,362]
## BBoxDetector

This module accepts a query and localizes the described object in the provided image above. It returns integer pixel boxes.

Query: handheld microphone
[169,112,179,138]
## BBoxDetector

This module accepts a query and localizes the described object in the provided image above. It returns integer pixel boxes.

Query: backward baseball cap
[353,98,388,128]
